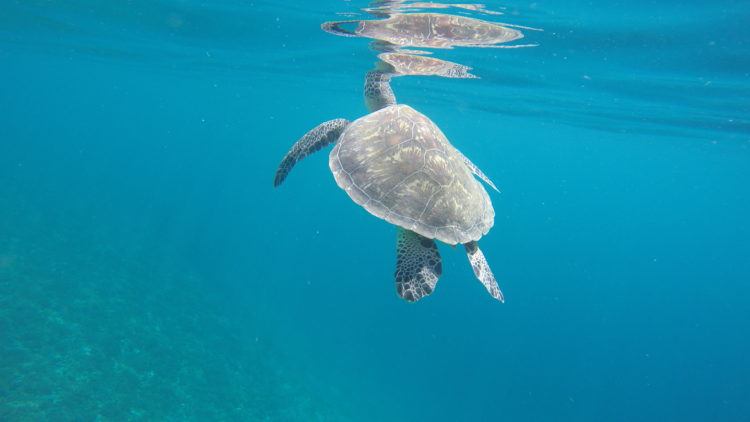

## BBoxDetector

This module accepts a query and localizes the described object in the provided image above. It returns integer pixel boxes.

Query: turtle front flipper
[395,228,442,302]
[464,241,504,302]
[321,20,360,38]
[458,151,500,192]
[274,118,349,187]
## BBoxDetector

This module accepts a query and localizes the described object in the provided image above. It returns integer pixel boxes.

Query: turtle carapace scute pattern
[330,104,493,246]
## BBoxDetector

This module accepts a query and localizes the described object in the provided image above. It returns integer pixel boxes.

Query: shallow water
[1,0,749,420]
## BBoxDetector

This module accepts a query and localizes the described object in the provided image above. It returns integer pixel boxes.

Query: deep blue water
[1,0,749,420]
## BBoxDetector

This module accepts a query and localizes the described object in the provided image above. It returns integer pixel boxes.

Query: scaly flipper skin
[274,118,349,187]
[464,241,504,302]
[395,228,442,302]
[459,152,500,192]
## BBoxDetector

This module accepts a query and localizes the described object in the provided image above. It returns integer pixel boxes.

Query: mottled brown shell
[378,52,477,78]
[347,13,522,48]
[329,105,493,245]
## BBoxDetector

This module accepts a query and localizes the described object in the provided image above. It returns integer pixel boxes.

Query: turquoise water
[1,0,749,420]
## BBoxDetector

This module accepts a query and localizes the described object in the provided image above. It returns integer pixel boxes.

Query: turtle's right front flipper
[274,118,349,187]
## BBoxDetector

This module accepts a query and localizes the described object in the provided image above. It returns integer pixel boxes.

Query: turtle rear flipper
[395,228,442,302]
[464,241,504,302]
[274,118,349,187]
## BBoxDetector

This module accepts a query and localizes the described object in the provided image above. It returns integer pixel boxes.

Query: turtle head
[364,70,397,112]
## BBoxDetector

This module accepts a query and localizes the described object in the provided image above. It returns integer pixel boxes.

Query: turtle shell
[329,105,493,245]
[325,13,522,48]
[378,52,478,78]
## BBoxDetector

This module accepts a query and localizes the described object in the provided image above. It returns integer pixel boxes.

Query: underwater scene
[1,0,749,420]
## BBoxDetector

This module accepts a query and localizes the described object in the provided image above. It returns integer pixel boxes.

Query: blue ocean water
[1,0,749,420]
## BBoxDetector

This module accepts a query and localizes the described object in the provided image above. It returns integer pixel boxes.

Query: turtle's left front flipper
[274,118,349,187]
[464,241,504,302]
[395,228,442,302]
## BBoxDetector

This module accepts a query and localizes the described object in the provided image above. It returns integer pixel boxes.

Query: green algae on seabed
[0,200,341,421]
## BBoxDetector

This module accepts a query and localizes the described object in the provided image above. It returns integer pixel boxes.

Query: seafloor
[0,192,341,420]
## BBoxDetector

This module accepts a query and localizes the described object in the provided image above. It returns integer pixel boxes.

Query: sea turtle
[378,52,477,78]
[274,69,503,303]
[322,12,525,49]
